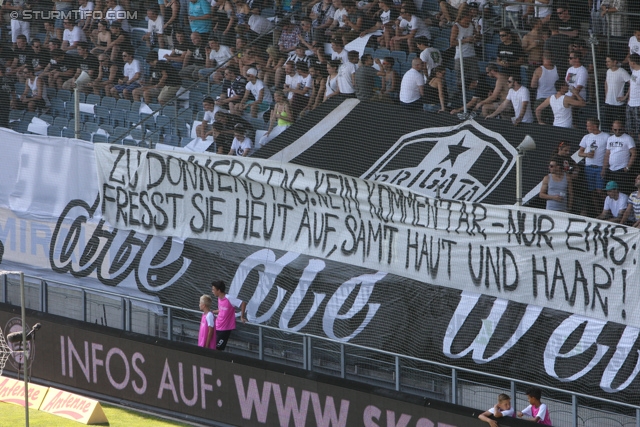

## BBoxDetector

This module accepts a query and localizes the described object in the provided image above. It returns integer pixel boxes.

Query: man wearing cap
[230,68,272,118]
[597,181,629,223]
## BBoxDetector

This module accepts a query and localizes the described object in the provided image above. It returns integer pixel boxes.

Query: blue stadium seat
[92,134,108,143]
[46,87,57,100]
[163,105,176,117]
[53,116,69,129]
[123,138,138,146]
[130,128,144,140]
[116,99,132,111]
[399,62,412,75]
[99,124,114,135]
[181,137,194,147]
[101,96,117,110]
[86,94,101,105]
[9,109,24,122]
[57,89,72,103]
[155,115,171,134]
[95,105,111,125]
[373,48,391,59]
[62,127,76,138]
[47,125,62,137]
[407,52,417,62]
[79,131,92,142]
[84,122,99,133]
[110,109,127,127]
[178,108,193,122]
[391,51,407,64]
[164,134,181,146]
[50,98,67,118]
[364,47,375,56]
[126,110,141,127]
[14,82,25,96]
[433,37,449,52]
[114,126,131,140]
[130,101,142,112]
[39,114,54,124]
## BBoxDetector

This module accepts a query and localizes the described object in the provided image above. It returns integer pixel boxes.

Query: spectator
[521,18,546,68]
[478,393,515,426]
[163,30,189,69]
[486,73,533,124]
[621,174,640,227]
[104,21,131,62]
[310,0,335,44]
[566,51,588,100]
[62,41,99,92]
[354,53,377,101]
[228,123,253,157]
[531,51,559,124]
[53,0,74,41]
[399,57,425,109]
[278,18,302,55]
[530,0,553,22]
[5,0,31,46]
[336,50,358,97]
[597,181,629,223]
[42,49,74,90]
[43,22,56,46]
[109,47,141,100]
[18,65,48,112]
[133,51,181,105]
[450,6,478,95]
[600,0,627,38]
[105,0,131,33]
[544,20,571,77]
[215,66,247,113]
[450,76,491,114]
[359,0,395,49]
[423,65,447,113]
[628,27,640,63]
[208,122,232,153]
[439,0,465,27]
[62,19,87,54]
[623,54,640,143]
[496,28,525,73]
[536,80,585,127]
[30,39,48,75]
[603,55,629,132]
[231,68,272,117]
[77,0,94,39]
[258,90,293,147]
[517,387,552,425]
[591,0,606,35]
[603,120,636,194]
[337,1,363,45]
[90,20,111,56]
[374,56,399,102]
[199,36,233,82]
[248,8,275,40]
[304,63,326,114]
[8,35,32,81]
[540,155,573,212]
[197,295,216,350]
[391,3,430,54]
[0,67,16,128]
[554,5,580,38]
[188,0,212,34]
[143,6,165,49]
[180,31,208,79]
[324,59,341,101]
[416,36,441,78]
[475,63,509,118]
[195,96,216,139]
[578,118,609,216]
[289,62,313,119]
[325,0,348,39]
[162,0,180,35]
[88,54,120,96]
[262,45,284,89]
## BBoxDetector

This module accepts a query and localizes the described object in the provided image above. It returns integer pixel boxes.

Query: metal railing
[2,272,640,427]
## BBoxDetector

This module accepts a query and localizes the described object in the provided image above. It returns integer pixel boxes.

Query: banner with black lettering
[95,144,640,328]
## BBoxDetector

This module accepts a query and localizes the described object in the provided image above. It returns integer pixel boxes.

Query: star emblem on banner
[439,135,470,167]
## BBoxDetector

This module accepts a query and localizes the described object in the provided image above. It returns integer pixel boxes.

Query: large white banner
[95,145,640,327]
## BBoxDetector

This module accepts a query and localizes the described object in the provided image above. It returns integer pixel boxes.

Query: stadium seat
[391,51,407,64]
[196,110,205,121]
[110,109,127,127]
[433,37,449,52]
[9,109,24,122]
[47,125,62,137]
[130,128,144,140]
[116,99,132,111]
[364,47,375,56]
[101,96,117,110]
[126,110,141,127]
[113,126,131,140]
[50,98,67,118]
[439,27,451,41]
[84,122,99,134]
[163,105,176,117]
[57,89,72,103]
[86,94,101,105]
[92,134,108,143]
[178,108,193,122]
[108,136,120,144]
[94,105,111,125]
[79,131,92,142]
[407,52,417,62]
[46,87,57,100]
[62,127,76,138]
[78,92,86,103]
[53,117,69,129]
[123,138,137,146]
[140,113,156,133]
[164,134,181,146]
[373,48,390,59]
[156,115,171,134]
[138,139,150,148]
[99,124,114,135]
[39,114,54,124]
[399,62,412,75]
[181,137,194,147]
[484,43,498,61]
[130,101,142,112]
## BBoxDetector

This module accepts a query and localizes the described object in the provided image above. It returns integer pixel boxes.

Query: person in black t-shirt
[0,67,16,128]
[30,39,49,75]
[496,28,525,74]
[8,35,33,82]
[41,48,75,90]
[179,31,208,80]
[133,51,182,104]
[554,5,580,38]
[62,41,99,92]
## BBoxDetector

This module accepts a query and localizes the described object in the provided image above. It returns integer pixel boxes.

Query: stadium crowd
[2,0,640,220]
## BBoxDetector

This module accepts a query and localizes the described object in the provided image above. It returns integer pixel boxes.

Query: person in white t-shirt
[478,393,514,427]
[109,47,141,100]
[578,117,610,214]
[485,73,533,124]
[603,120,636,194]
[62,19,87,53]
[78,0,95,38]
[143,7,165,48]
[416,36,441,77]
[336,50,359,96]
[565,52,588,100]
[391,4,431,54]
[199,36,233,81]
[603,56,630,132]
[627,29,640,63]
[597,181,629,223]
[231,68,273,118]
[623,54,640,143]
[105,0,131,32]
[228,124,253,157]
[399,57,425,109]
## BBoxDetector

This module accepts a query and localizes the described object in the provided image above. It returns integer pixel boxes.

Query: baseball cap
[246,68,258,76]
[605,181,618,191]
